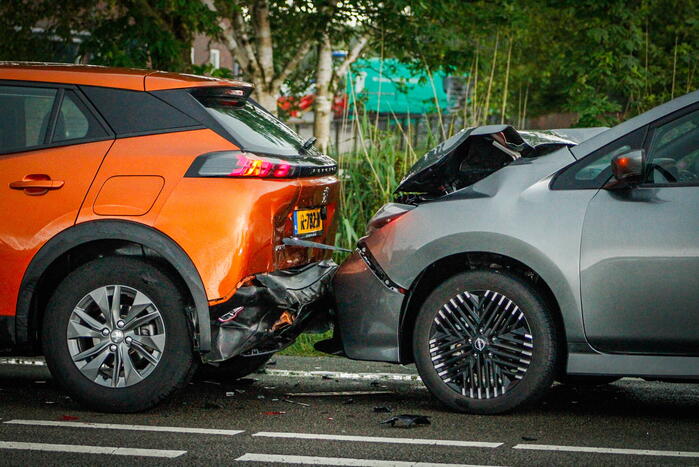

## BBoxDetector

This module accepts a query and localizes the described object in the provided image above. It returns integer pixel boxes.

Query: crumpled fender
[207,260,337,362]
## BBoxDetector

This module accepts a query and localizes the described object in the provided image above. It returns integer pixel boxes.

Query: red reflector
[274,163,291,178]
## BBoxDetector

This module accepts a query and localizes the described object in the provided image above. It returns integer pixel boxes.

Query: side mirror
[605,149,644,189]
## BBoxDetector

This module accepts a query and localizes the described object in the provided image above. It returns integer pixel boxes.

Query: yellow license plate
[293,208,323,237]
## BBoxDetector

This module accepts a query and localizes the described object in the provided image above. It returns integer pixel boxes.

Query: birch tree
[215,0,318,113]
[311,0,374,152]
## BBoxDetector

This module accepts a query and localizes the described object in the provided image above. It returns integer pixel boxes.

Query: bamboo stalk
[521,83,529,129]
[671,34,678,99]
[425,64,447,140]
[483,32,499,125]
[472,41,479,125]
[500,36,513,124]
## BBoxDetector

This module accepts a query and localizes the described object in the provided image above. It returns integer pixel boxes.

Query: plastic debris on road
[263,411,286,415]
[380,414,431,428]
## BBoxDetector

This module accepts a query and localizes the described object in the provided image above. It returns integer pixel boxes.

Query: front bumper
[206,260,337,363]
[333,249,405,362]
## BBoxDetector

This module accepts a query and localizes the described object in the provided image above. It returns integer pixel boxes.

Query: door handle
[10,176,64,195]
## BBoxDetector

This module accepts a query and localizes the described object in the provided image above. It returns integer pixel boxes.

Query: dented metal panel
[208,260,337,362]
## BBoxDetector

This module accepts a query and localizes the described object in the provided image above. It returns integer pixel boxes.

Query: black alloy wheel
[413,269,559,414]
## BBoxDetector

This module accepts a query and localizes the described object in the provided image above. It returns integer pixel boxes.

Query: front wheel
[413,270,560,414]
[42,257,195,413]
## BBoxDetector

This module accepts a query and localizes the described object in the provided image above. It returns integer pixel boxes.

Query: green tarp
[346,58,450,115]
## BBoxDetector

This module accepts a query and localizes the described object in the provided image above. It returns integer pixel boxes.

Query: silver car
[330,90,699,414]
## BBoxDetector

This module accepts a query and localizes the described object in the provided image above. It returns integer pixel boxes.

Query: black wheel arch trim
[16,219,211,353]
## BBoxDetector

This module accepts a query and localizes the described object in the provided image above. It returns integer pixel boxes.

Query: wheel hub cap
[109,329,124,344]
[66,285,166,388]
[428,289,533,400]
[473,336,488,352]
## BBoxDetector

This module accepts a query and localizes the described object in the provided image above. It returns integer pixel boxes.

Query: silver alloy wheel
[67,285,166,388]
[429,290,533,399]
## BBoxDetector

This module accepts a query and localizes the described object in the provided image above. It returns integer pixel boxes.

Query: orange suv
[0,63,339,412]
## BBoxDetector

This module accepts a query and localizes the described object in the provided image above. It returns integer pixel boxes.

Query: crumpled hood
[395,124,606,196]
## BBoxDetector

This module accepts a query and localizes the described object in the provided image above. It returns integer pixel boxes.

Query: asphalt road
[0,356,697,466]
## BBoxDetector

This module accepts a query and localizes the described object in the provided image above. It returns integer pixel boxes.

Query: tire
[413,269,560,414]
[42,256,196,413]
[198,354,273,381]
[557,375,620,386]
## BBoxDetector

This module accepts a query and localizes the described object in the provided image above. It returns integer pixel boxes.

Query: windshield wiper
[302,137,317,151]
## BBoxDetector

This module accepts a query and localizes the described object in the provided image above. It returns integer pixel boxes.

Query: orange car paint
[0,140,114,316]
[78,130,339,302]
[1,63,338,339]
[93,176,165,216]
[0,63,253,92]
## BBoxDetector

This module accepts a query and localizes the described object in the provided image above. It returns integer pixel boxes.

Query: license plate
[293,208,323,237]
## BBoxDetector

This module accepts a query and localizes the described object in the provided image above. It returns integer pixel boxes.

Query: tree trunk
[255,88,279,114]
[314,34,334,153]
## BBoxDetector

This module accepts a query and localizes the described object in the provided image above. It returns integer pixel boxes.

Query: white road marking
[0,441,185,458]
[266,369,422,382]
[5,419,243,436]
[236,453,502,466]
[254,432,502,448]
[513,444,699,458]
[0,357,46,366]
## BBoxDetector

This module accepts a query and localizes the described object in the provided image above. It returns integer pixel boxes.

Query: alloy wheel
[429,289,533,399]
[66,285,166,388]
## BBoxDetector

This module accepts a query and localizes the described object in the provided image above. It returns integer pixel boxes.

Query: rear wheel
[42,257,195,413]
[199,354,273,381]
[413,270,559,414]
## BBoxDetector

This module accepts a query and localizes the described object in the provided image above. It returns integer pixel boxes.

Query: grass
[279,331,333,357]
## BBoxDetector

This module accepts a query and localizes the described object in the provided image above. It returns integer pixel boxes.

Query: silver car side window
[551,126,646,190]
[645,109,699,185]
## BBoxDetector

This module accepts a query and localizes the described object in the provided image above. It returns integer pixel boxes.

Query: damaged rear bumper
[206,260,337,363]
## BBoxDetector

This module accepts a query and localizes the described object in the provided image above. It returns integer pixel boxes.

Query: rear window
[196,98,307,156]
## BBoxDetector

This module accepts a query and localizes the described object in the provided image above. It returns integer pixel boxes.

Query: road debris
[380,414,431,428]
[263,411,286,415]
[373,406,392,413]
[285,391,392,397]
[281,398,310,407]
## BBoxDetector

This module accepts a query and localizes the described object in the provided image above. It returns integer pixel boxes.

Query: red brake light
[186,151,298,179]
[230,154,275,177]
[185,151,337,179]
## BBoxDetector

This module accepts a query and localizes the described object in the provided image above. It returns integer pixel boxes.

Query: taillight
[185,151,337,179]
[366,203,415,235]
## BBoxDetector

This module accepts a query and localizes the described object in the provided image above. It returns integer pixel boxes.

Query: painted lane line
[236,453,503,466]
[254,432,502,448]
[0,441,185,458]
[0,357,46,366]
[5,419,243,436]
[513,444,699,458]
[265,369,422,382]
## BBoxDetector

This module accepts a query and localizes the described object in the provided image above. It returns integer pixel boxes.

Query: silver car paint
[363,148,595,345]
[335,90,699,375]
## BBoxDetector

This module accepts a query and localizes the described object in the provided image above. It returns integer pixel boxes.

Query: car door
[0,83,114,330]
[580,105,699,355]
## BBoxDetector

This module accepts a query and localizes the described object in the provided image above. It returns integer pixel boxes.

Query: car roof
[0,62,253,92]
